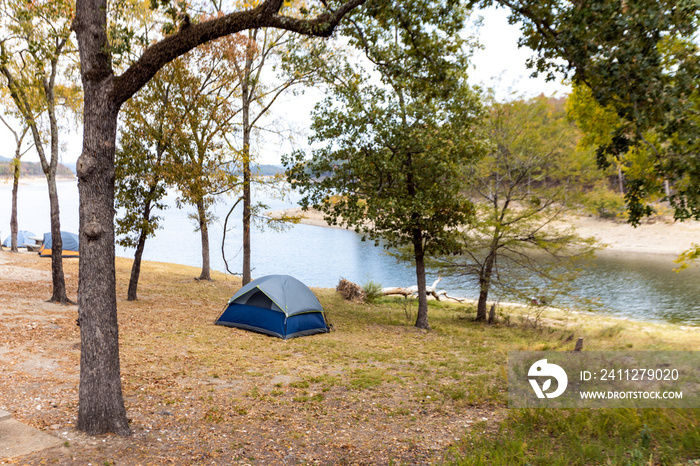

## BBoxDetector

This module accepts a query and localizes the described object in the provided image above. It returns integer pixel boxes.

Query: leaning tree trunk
[74,30,130,433]
[10,158,20,252]
[413,230,430,330]
[476,253,496,321]
[127,194,156,300]
[46,172,69,303]
[127,227,148,301]
[197,199,211,281]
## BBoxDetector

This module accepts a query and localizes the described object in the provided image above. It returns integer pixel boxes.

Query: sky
[258,6,571,165]
[0,5,570,167]
[467,6,570,99]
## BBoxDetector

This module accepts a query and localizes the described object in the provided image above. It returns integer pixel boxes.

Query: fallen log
[382,278,444,299]
[381,286,416,297]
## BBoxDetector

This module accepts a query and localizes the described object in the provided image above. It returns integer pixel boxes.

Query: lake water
[1,178,699,326]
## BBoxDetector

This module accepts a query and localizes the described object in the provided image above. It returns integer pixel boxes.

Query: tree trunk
[413,230,430,330]
[241,91,252,285]
[618,164,624,195]
[242,150,252,285]
[127,195,155,301]
[241,35,254,286]
[74,6,130,429]
[10,158,20,252]
[197,199,211,281]
[476,253,495,321]
[46,173,69,303]
[127,230,148,301]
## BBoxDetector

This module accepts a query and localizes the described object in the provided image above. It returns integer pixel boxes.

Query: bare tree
[0,112,33,251]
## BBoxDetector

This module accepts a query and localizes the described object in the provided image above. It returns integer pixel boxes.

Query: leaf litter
[0,252,500,465]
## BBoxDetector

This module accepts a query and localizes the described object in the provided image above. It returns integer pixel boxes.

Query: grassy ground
[0,251,698,465]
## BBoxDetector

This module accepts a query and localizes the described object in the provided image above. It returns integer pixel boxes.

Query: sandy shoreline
[267,207,700,256]
[0,175,76,185]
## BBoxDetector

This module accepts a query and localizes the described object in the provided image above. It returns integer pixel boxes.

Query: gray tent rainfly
[216,275,329,339]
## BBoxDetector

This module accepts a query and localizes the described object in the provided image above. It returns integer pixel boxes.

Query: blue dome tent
[216,275,329,339]
[2,230,36,248]
[39,231,79,257]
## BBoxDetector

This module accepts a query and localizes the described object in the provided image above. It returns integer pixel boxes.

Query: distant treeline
[0,159,279,178]
[230,164,285,177]
[255,165,285,176]
[0,159,74,178]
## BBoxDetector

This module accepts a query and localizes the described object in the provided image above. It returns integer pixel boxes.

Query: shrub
[363,281,383,303]
[583,185,625,219]
[336,278,366,302]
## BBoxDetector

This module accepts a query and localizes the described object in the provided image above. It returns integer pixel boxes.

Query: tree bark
[76,93,130,435]
[242,146,252,285]
[476,253,496,321]
[10,158,20,252]
[413,230,430,330]
[43,35,70,304]
[197,199,211,281]
[46,172,69,303]
[241,42,253,285]
[74,0,130,436]
[127,229,148,301]
[127,192,156,301]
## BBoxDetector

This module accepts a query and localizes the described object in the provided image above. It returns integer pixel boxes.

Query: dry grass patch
[0,251,697,465]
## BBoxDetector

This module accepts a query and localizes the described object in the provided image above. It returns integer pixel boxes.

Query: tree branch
[111,0,365,106]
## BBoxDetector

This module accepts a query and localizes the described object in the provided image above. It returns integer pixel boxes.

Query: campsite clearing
[0,251,698,465]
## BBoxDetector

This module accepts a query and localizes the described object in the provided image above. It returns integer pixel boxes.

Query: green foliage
[581,183,626,219]
[114,72,173,249]
[162,40,242,224]
[287,0,486,251]
[674,243,700,272]
[0,0,80,167]
[565,85,622,153]
[566,84,667,221]
[115,37,244,282]
[362,281,383,303]
[508,0,698,126]
[502,0,700,225]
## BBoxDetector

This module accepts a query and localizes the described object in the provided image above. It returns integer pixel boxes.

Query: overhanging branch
[111,0,365,106]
